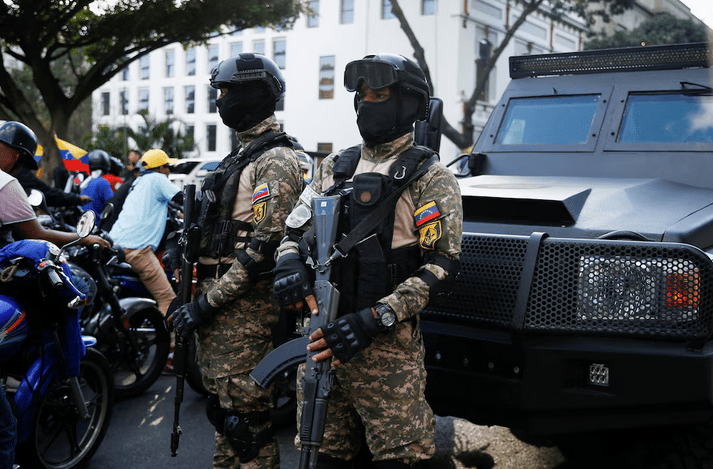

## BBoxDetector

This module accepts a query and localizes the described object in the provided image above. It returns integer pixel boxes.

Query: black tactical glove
[162,235,181,274]
[273,252,313,307]
[319,308,382,364]
[168,295,219,340]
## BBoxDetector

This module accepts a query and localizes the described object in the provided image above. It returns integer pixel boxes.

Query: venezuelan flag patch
[252,183,270,204]
[414,201,441,228]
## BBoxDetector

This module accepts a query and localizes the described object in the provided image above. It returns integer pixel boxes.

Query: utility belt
[205,219,253,259]
[196,262,233,281]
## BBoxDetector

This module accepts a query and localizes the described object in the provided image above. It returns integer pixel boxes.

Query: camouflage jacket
[205,115,303,307]
[278,132,463,322]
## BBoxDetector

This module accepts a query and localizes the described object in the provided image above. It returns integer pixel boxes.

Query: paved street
[87,373,568,469]
[87,373,300,468]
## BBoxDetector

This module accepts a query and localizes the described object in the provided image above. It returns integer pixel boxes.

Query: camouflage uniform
[280,132,463,464]
[196,115,303,469]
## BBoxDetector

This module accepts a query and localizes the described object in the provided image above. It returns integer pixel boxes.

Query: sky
[682,0,713,29]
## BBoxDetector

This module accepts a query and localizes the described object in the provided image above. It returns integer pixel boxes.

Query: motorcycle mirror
[28,188,44,207]
[76,210,96,238]
[100,203,114,221]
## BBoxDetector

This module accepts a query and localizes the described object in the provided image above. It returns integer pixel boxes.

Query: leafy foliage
[390,0,636,151]
[585,13,709,50]
[0,0,303,176]
[83,110,195,162]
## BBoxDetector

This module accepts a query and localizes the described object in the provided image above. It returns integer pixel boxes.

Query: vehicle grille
[422,233,713,340]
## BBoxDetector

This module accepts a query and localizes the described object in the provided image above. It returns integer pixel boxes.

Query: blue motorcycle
[0,213,114,469]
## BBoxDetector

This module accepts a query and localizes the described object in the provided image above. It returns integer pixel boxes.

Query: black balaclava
[216,82,276,132]
[355,87,421,147]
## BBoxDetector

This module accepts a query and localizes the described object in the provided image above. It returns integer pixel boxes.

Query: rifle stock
[170,183,197,457]
[250,195,341,469]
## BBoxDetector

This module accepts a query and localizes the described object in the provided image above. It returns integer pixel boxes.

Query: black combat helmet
[210,53,286,103]
[87,149,111,173]
[344,53,430,120]
[0,121,39,170]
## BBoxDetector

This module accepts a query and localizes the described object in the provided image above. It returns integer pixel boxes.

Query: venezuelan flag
[35,137,89,173]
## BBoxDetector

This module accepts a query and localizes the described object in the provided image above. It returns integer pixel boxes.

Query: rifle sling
[332,155,438,258]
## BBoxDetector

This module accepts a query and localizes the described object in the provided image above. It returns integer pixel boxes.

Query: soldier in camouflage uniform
[169,53,303,469]
[273,54,463,468]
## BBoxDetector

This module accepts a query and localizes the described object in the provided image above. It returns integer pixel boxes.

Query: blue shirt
[81,176,114,216]
[108,172,179,250]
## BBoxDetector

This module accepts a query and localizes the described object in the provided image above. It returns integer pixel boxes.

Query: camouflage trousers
[196,277,280,469]
[296,316,436,465]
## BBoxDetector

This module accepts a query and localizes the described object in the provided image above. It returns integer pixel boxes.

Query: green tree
[389,0,635,151]
[0,0,304,177]
[585,12,709,50]
[84,111,195,162]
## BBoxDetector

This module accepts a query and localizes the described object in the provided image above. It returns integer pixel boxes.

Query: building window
[186,48,196,76]
[164,87,174,115]
[253,40,265,55]
[120,89,129,115]
[207,124,217,152]
[140,55,150,80]
[319,56,335,100]
[122,67,129,81]
[231,42,243,57]
[382,0,394,19]
[185,86,195,114]
[208,87,217,113]
[341,0,354,24]
[139,88,149,111]
[101,92,110,116]
[476,26,498,103]
[165,50,175,78]
[185,125,194,139]
[308,1,319,28]
[422,0,436,15]
[208,45,219,72]
[273,39,286,69]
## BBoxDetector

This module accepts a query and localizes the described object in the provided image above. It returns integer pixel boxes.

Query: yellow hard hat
[141,149,177,169]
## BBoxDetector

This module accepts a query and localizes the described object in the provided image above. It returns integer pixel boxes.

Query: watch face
[381,311,396,328]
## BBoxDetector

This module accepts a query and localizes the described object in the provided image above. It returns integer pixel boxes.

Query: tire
[109,306,170,399]
[182,335,296,427]
[555,421,713,469]
[270,366,297,428]
[18,348,114,469]
[184,334,209,396]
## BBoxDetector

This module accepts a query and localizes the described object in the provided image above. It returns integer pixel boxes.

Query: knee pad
[223,410,273,464]
[205,393,227,435]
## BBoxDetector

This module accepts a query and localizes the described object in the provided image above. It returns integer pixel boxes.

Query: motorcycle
[31,190,171,399]
[0,211,114,469]
[67,236,170,400]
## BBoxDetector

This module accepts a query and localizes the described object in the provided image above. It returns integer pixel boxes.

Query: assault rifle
[170,183,200,457]
[251,195,341,469]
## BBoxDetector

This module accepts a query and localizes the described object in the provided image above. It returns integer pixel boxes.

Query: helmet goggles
[344,59,400,92]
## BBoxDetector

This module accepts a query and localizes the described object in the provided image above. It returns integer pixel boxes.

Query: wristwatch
[374,304,397,332]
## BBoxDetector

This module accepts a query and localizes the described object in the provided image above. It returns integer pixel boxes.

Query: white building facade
[91,0,704,163]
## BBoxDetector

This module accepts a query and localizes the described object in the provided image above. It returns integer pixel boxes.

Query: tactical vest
[198,131,294,259]
[324,144,438,314]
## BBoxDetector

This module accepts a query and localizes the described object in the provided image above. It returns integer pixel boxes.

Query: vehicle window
[170,161,200,175]
[618,93,713,144]
[495,95,599,145]
[200,161,220,171]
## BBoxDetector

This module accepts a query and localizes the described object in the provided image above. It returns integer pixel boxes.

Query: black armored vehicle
[423,42,713,466]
